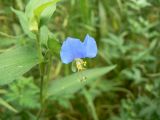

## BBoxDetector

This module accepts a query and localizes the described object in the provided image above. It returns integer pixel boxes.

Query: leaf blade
[47,65,116,97]
[0,45,39,85]
[0,98,18,113]
[11,8,35,39]
[34,0,60,24]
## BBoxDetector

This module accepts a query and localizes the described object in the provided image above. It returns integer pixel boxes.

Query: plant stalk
[35,32,44,108]
[83,88,99,120]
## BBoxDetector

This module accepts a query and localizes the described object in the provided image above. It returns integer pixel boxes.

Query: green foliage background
[0,0,160,120]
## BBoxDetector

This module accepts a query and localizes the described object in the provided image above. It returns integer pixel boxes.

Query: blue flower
[60,34,97,64]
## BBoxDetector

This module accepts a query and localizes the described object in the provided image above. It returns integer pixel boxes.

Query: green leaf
[0,38,16,48]
[40,3,56,25]
[34,0,60,24]
[47,65,116,97]
[11,8,35,39]
[6,77,40,109]
[25,0,40,18]
[0,45,39,85]
[48,36,61,56]
[0,98,18,113]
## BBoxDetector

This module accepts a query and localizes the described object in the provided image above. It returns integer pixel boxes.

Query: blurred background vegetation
[0,0,160,120]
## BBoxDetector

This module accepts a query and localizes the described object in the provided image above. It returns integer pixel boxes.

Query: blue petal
[83,34,97,58]
[60,37,86,64]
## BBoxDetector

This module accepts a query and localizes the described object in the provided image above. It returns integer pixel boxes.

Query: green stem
[36,52,52,120]
[35,32,44,109]
[43,52,52,100]
[35,31,44,120]
[46,53,52,85]
[83,88,99,120]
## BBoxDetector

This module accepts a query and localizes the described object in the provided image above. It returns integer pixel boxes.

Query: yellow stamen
[75,59,86,72]
[75,59,87,82]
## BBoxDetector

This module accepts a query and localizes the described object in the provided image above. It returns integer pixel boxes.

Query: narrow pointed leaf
[34,0,60,24]
[47,65,116,97]
[11,8,35,39]
[0,98,18,113]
